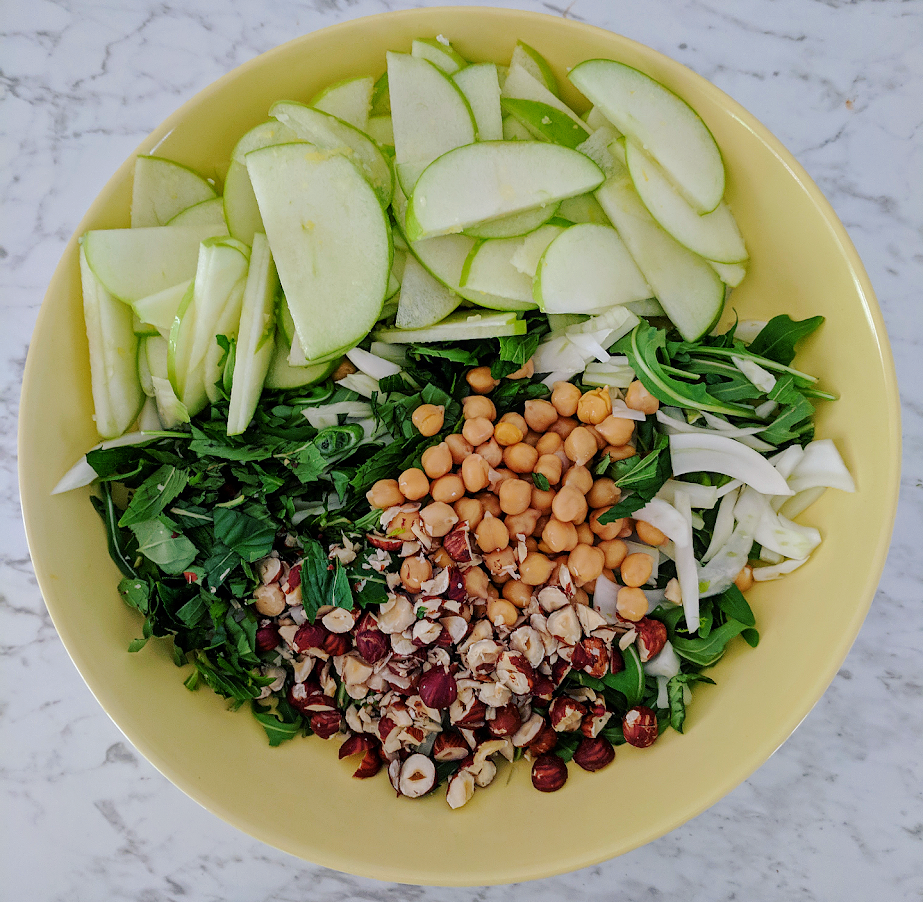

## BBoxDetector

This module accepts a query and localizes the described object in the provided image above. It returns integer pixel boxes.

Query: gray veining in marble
[2,1,921,899]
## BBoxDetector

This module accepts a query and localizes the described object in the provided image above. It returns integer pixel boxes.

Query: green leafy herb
[746,314,825,365]
[532,472,550,491]
[129,519,197,574]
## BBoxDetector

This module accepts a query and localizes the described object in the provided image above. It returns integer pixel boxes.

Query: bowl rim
[19,6,901,885]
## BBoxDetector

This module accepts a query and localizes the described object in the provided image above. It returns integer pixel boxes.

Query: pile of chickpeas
[365,365,668,628]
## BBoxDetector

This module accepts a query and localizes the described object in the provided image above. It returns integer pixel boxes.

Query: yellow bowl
[19,7,900,886]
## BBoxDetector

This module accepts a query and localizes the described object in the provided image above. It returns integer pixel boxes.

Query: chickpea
[551,484,588,523]
[462,416,494,447]
[735,564,755,592]
[547,415,578,439]
[454,496,485,531]
[587,478,619,509]
[523,429,542,447]
[576,387,612,425]
[461,453,491,493]
[502,579,533,608]
[412,403,445,436]
[499,411,529,435]
[475,514,510,553]
[568,544,605,585]
[523,399,559,433]
[598,538,629,570]
[488,467,515,490]
[483,547,516,578]
[445,432,474,465]
[542,518,579,553]
[499,478,533,516]
[466,366,500,394]
[531,486,556,512]
[476,491,503,518]
[563,426,597,466]
[519,552,555,587]
[400,556,433,593]
[635,519,668,546]
[398,467,430,501]
[476,437,503,468]
[421,441,453,479]
[585,424,608,451]
[562,465,594,495]
[430,473,465,504]
[533,453,563,486]
[572,587,590,607]
[575,521,595,544]
[596,414,636,447]
[419,501,458,538]
[616,586,648,621]
[388,509,422,540]
[621,552,654,588]
[487,597,520,628]
[605,444,637,461]
[551,381,581,417]
[506,358,535,380]
[493,421,524,447]
[463,565,491,598]
[366,478,404,509]
[331,358,357,381]
[535,432,563,456]
[525,536,539,553]
[625,380,660,414]
[589,508,624,541]
[505,508,541,539]
[463,394,497,421]
[503,441,538,474]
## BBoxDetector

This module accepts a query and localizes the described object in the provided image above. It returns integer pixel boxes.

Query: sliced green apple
[510,41,559,96]
[166,281,208,418]
[500,97,590,149]
[79,245,145,438]
[501,63,586,131]
[130,279,192,339]
[166,196,228,232]
[365,114,394,147]
[310,75,374,132]
[395,255,463,329]
[453,63,503,141]
[534,223,653,313]
[461,237,537,306]
[246,143,391,362]
[264,341,338,390]
[625,138,747,264]
[509,223,565,277]
[82,223,226,304]
[130,155,217,228]
[462,202,560,239]
[502,116,533,141]
[557,193,609,225]
[709,259,748,288]
[227,233,279,434]
[569,59,725,214]
[595,173,725,341]
[373,309,526,343]
[406,141,603,241]
[387,51,476,193]
[412,37,468,75]
[269,101,393,206]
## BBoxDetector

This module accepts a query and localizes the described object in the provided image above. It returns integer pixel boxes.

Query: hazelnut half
[531,753,568,792]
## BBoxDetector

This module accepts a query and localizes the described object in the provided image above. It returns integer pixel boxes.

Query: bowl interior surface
[19,7,899,886]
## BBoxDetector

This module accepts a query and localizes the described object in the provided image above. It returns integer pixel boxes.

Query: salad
[57,37,855,808]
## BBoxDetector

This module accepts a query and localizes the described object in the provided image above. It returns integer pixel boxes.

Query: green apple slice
[310,75,374,132]
[269,101,393,206]
[625,139,747,264]
[557,193,609,225]
[510,41,558,96]
[509,223,565,277]
[166,281,208,418]
[82,222,225,304]
[569,59,725,214]
[166,196,228,232]
[371,72,390,115]
[365,115,394,147]
[406,141,603,241]
[502,116,533,141]
[373,310,526,343]
[461,237,537,306]
[412,37,468,75]
[500,98,590,149]
[462,202,560,239]
[246,143,391,362]
[264,340,338,390]
[130,279,192,339]
[387,51,476,193]
[79,246,145,438]
[595,174,725,341]
[453,63,503,141]
[709,259,748,288]
[501,64,586,131]
[227,233,279,434]
[150,375,189,429]
[395,255,463,329]
[534,223,653,313]
[130,155,217,228]
[136,395,164,431]
[137,336,155,397]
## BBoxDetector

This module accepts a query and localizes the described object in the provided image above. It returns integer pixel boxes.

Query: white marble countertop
[3,0,921,898]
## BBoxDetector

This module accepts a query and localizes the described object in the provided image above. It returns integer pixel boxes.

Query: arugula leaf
[129,519,197,574]
[597,433,671,523]
[118,578,151,615]
[409,344,480,366]
[666,673,716,733]
[671,620,748,667]
[746,314,825,365]
[714,584,756,627]
[119,465,189,527]
[300,537,331,621]
[330,559,354,611]
[251,702,302,747]
[603,645,645,707]
[213,507,276,563]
